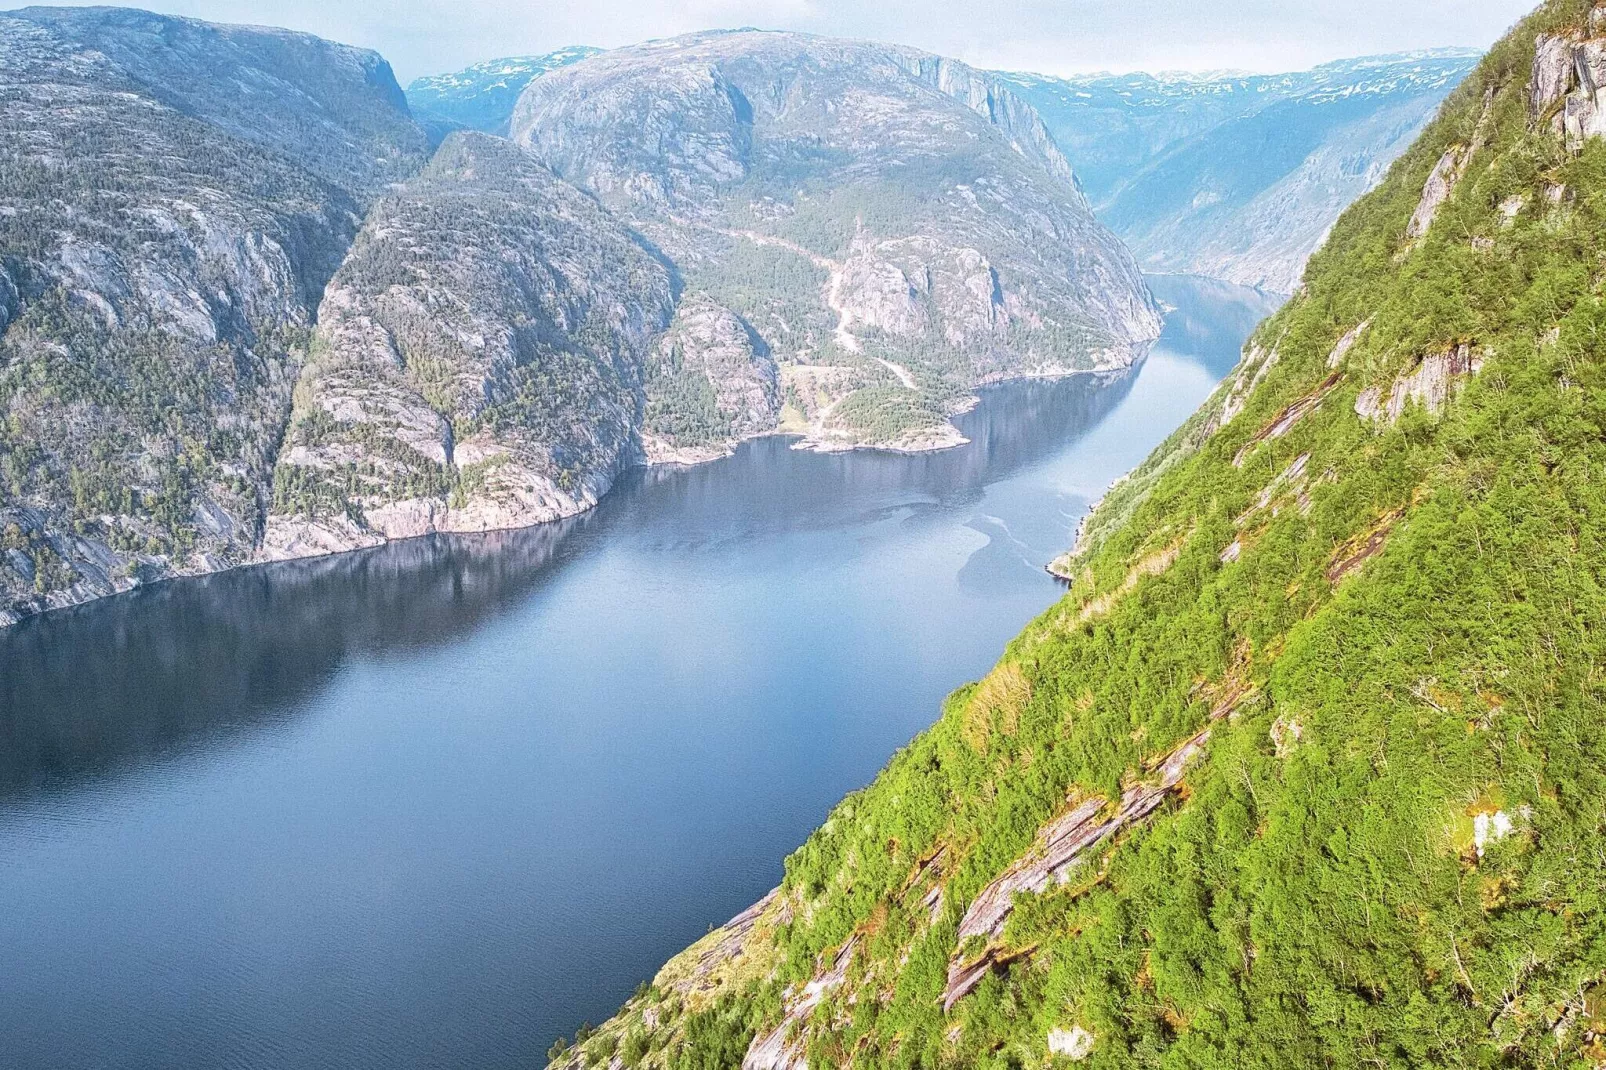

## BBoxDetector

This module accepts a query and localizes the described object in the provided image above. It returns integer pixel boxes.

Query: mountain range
[0,9,1157,625]
[10,4,1606,1070]
[411,47,1481,296]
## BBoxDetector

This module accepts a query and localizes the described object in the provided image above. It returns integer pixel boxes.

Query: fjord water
[0,276,1278,1069]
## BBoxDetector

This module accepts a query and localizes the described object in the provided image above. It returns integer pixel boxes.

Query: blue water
[0,276,1278,1069]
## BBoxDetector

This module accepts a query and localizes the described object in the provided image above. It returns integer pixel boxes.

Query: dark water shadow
[0,365,1141,805]
[0,515,590,802]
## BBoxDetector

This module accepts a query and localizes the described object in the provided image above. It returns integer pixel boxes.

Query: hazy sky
[37,0,1541,82]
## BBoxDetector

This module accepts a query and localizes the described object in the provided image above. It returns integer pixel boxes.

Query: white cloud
[30,0,1541,81]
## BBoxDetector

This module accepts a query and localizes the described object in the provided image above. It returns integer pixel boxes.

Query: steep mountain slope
[264,132,676,558]
[1005,52,1482,293]
[0,7,427,626]
[406,45,1479,297]
[8,5,428,199]
[405,47,602,135]
[511,31,1162,451]
[552,4,1606,1068]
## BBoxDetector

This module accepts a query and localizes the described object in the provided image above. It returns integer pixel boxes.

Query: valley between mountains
[9,3,1606,1070]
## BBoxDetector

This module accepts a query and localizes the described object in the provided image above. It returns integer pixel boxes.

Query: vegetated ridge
[546,4,1606,1067]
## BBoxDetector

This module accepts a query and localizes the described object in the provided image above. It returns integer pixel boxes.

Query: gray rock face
[0,8,423,624]
[1531,19,1606,150]
[265,132,675,558]
[1407,148,1467,239]
[1355,343,1482,425]
[511,31,1160,446]
[7,6,429,201]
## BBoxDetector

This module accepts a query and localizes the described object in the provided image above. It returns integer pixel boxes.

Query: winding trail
[725,230,922,392]
[873,356,917,389]
[726,229,868,359]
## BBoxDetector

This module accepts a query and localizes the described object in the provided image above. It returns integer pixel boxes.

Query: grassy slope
[554,3,1606,1066]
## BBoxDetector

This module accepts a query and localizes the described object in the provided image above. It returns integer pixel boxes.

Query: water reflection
[0,276,1269,1070]
[0,517,591,801]
[0,366,1137,805]
[1147,274,1286,377]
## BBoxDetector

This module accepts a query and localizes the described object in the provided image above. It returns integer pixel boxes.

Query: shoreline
[0,358,1151,632]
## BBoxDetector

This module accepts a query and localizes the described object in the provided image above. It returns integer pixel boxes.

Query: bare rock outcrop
[1327,319,1371,368]
[1354,343,1482,425]
[1531,19,1606,150]
[643,294,781,464]
[744,935,860,1070]
[1217,342,1280,428]
[1407,147,1467,239]
[660,888,783,998]
[941,726,1215,1010]
[1232,371,1345,467]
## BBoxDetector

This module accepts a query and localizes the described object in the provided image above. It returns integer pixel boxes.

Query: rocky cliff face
[642,293,781,465]
[512,31,1161,448]
[1531,15,1606,148]
[0,7,425,626]
[9,5,428,200]
[265,132,675,558]
[1006,51,1482,293]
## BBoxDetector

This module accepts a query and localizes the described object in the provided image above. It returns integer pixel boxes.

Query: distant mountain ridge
[1000,49,1482,291]
[404,47,602,134]
[413,45,1481,294]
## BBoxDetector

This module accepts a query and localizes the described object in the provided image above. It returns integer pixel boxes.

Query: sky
[35,0,1542,82]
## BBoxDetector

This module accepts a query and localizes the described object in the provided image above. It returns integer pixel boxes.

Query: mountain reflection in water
[1,364,1143,802]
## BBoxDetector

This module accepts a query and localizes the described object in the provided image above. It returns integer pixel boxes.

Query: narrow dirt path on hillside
[727,229,865,356]
[873,356,917,389]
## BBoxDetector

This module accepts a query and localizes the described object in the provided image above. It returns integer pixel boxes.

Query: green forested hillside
[551,3,1606,1068]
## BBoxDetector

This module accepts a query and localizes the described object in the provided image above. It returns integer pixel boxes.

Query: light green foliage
[826,386,947,442]
[557,5,1606,1067]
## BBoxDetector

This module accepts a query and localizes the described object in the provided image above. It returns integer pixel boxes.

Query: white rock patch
[1473,810,1514,858]
[1047,1026,1095,1060]
[1407,148,1465,240]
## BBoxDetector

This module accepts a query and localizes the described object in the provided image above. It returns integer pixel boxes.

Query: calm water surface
[0,276,1279,1069]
